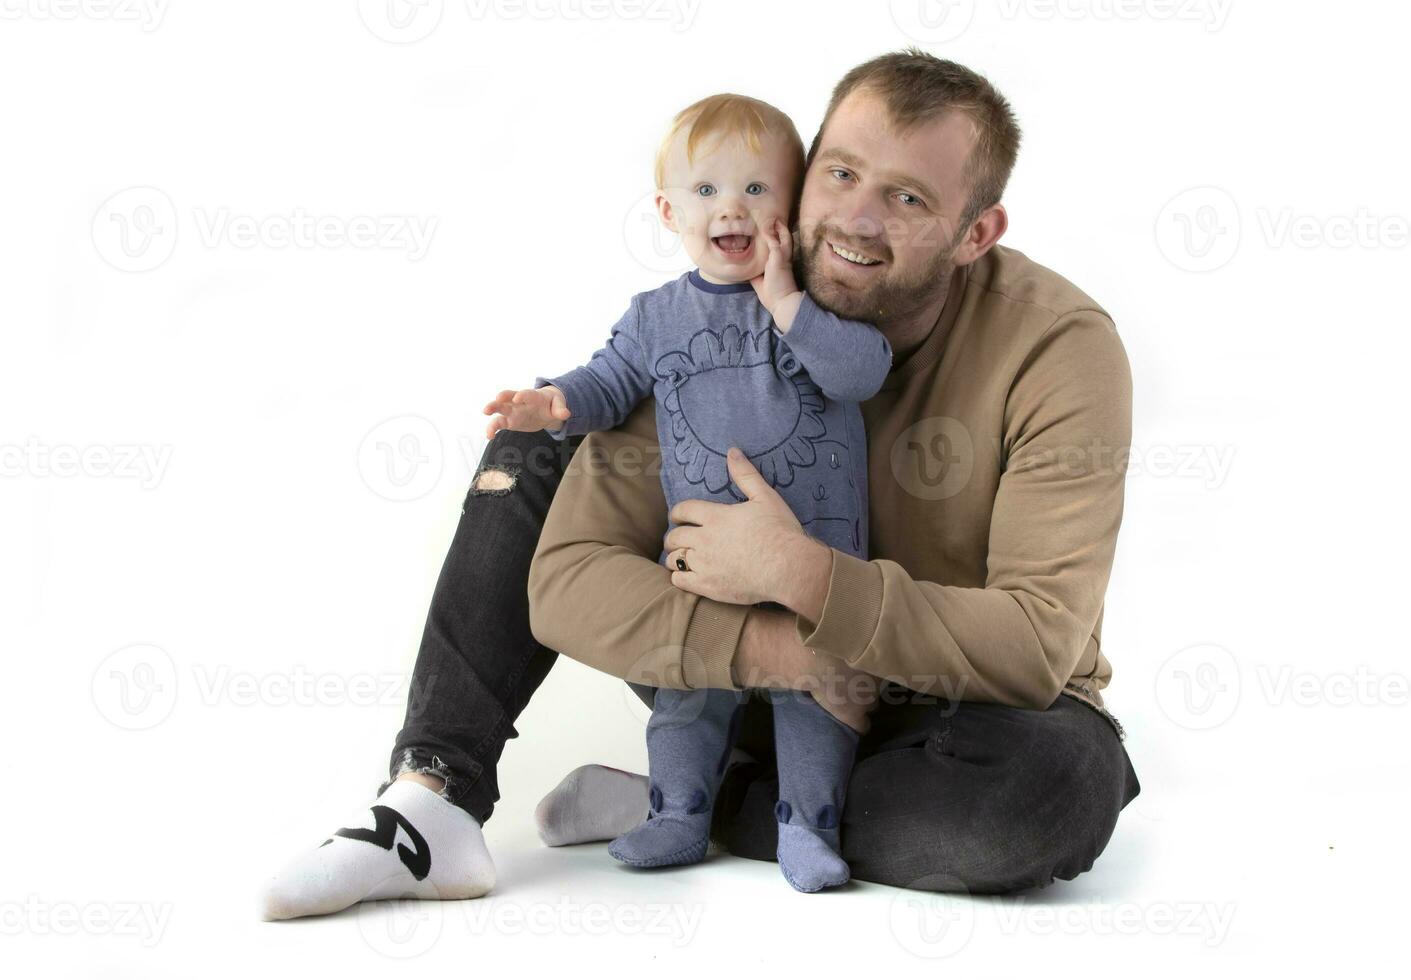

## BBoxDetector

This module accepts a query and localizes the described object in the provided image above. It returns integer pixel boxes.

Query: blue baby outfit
[535,269,892,562]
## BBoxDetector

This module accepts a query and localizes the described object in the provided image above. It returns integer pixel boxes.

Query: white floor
[11,655,1401,977]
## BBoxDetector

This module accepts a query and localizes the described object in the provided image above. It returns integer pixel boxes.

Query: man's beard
[797,224,956,326]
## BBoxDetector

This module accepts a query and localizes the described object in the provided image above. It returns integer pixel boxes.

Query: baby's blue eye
[696,184,716,197]
[746,183,765,195]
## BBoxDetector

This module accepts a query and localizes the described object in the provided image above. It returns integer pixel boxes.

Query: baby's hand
[750,218,804,330]
[483,385,571,440]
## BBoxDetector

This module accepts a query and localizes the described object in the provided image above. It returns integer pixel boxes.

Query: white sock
[534,764,650,847]
[258,780,495,921]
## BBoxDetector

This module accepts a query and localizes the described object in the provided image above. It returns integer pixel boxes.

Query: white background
[2,0,1407,975]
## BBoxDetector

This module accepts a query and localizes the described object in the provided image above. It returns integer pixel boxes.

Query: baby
[484,94,891,892]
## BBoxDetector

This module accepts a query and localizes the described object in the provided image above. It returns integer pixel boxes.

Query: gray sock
[534,764,650,846]
[607,686,747,868]
[769,690,858,892]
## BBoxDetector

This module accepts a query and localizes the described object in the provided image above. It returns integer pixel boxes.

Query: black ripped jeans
[383,428,1141,894]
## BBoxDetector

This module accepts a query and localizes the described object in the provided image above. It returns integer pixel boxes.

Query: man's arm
[778,310,1132,710]
[526,398,750,691]
[526,397,875,713]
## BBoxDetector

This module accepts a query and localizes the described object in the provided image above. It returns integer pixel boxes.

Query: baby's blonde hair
[653,93,805,190]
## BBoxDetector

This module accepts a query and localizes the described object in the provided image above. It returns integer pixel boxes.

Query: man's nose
[830,195,886,245]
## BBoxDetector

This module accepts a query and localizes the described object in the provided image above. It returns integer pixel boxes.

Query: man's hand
[749,218,804,331]
[483,385,571,440]
[665,448,830,607]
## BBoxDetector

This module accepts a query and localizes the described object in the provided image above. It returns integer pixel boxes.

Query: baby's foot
[607,812,711,868]
[775,802,850,893]
[258,780,494,920]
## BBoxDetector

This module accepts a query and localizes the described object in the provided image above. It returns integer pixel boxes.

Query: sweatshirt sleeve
[791,310,1131,710]
[776,292,893,402]
[526,397,749,692]
[533,296,655,441]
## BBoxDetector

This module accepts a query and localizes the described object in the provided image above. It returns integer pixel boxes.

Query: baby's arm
[483,298,654,441]
[749,220,893,402]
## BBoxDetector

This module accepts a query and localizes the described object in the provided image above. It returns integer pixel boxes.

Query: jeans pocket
[863,724,947,760]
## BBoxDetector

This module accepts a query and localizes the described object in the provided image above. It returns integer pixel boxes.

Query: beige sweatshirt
[528,244,1131,711]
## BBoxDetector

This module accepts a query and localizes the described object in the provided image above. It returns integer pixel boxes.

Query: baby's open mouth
[711,234,753,255]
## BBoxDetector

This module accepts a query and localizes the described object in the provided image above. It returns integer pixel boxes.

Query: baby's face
[655,129,798,283]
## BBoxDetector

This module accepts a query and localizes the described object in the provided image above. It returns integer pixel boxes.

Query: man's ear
[951,203,1008,268]
[655,191,677,233]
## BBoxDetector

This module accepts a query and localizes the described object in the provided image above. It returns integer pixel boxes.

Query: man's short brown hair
[808,48,1022,230]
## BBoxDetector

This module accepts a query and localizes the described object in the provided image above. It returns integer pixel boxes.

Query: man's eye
[696,184,716,197]
[746,182,766,195]
[896,192,923,207]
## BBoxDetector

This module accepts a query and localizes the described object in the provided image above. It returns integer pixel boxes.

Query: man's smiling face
[797,86,983,326]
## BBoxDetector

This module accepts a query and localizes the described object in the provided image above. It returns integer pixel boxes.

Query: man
[259,49,1138,920]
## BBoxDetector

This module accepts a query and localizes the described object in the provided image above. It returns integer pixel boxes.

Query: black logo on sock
[321,806,431,880]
